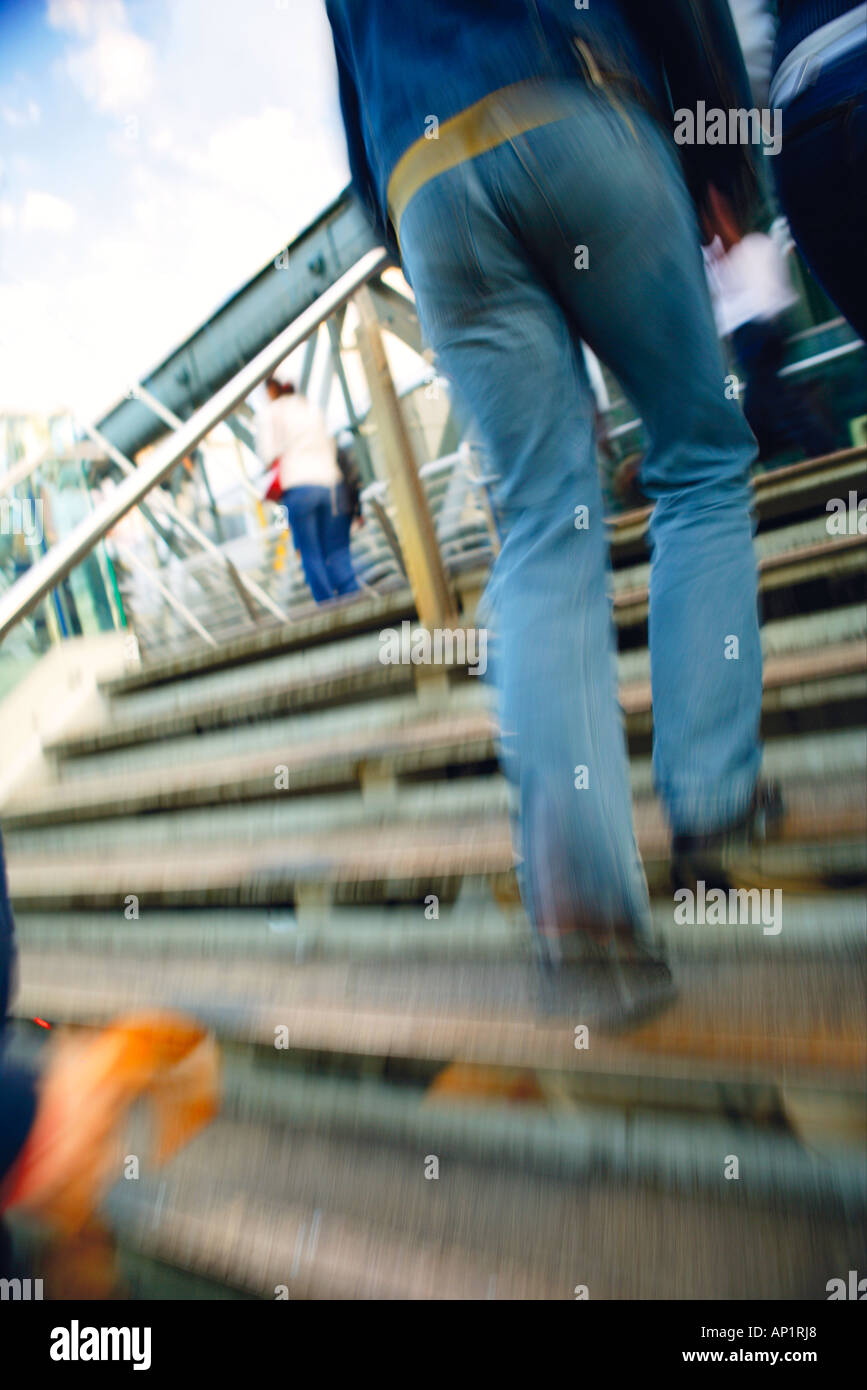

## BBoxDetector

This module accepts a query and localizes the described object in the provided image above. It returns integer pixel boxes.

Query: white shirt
[704,232,798,339]
[259,394,340,491]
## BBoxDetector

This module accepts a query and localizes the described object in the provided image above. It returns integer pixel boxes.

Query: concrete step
[93,1107,864,1298]
[6,771,865,909]
[94,609,856,790]
[49,524,864,764]
[60,630,421,760]
[8,1008,861,1158]
[609,446,867,561]
[102,587,417,697]
[13,949,866,1092]
[8,642,864,826]
[43,602,866,777]
[11,893,865,962]
[610,511,862,599]
[5,729,862,856]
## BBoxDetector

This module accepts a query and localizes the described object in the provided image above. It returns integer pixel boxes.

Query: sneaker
[535,928,677,1032]
[671,780,786,895]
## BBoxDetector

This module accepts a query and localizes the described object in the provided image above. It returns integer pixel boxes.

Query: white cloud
[147,126,175,155]
[65,28,155,112]
[50,0,155,113]
[165,107,309,217]
[47,0,126,38]
[18,190,78,234]
[0,278,61,412]
[0,191,78,234]
[1,100,41,127]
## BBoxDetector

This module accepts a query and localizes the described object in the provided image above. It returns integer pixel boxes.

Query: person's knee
[642,395,755,499]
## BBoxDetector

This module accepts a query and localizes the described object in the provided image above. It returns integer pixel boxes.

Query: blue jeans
[283,484,358,602]
[324,483,360,597]
[399,83,762,943]
[775,50,867,341]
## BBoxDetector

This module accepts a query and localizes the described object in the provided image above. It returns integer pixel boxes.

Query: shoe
[671,779,786,895]
[535,928,677,1033]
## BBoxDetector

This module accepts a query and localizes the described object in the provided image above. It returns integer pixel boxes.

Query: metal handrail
[113,542,218,649]
[83,423,284,625]
[0,246,390,644]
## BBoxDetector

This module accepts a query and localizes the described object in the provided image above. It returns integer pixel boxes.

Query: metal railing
[0,247,391,645]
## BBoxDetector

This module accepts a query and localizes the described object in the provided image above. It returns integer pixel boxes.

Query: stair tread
[8,641,865,824]
[15,951,866,1086]
[7,774,866,903]
[99,1106,864,1298]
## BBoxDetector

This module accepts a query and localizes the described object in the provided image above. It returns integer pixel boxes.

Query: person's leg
[495,88,762,839]
[735,318,834,462]
[785,382,835,461]
[761,326,836,463]
[321,487,359,596]
[733,320,780,459]
[400,144,653,951]
[282,486,335,603]
[776,57,867,341]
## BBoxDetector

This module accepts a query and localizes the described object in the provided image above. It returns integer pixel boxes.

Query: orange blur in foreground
[1,1011,220,1234]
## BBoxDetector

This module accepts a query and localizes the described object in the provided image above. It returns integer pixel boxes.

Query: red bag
[262,461,282,503]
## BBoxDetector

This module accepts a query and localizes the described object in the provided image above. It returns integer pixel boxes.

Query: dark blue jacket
[775,0,864,65]
[326,0,760,257]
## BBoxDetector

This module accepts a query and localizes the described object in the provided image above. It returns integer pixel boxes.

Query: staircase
[4,447,865,1300]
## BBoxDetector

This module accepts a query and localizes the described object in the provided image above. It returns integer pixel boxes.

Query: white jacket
[260,394,341,492]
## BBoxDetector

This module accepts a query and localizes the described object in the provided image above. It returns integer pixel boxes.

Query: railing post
[353,285,457,630]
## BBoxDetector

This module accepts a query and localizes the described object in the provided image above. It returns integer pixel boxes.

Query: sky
[0,0,352,420]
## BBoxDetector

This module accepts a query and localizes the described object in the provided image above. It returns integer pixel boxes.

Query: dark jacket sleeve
[327,8,401,265]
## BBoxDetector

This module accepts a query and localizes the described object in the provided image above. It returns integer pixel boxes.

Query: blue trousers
[283,484,358,603]
[399,83,762,942]
[732,317,834,462]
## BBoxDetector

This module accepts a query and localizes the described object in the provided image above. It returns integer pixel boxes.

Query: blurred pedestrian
[327,0,779,1023]
[260,378,358,602]
[703,189,835,461]
[770,0,867,339]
